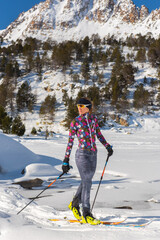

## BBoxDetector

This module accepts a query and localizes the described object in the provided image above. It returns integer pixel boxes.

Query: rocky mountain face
[1,0,160,42]
[139,5,149,21]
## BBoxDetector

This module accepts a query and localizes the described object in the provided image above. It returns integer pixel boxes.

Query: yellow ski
[49,218,126,225]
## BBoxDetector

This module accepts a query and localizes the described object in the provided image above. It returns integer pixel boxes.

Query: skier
[62,98,113,225]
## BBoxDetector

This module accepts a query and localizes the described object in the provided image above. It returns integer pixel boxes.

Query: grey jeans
[74,149,97,210]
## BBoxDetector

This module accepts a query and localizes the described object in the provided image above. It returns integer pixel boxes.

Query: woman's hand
[106,145,113,156]
[62,157,70,173]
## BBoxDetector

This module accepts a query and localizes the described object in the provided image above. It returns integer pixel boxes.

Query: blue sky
[0,0,42,30]
[0,0,160,30]
[133,0,160,11]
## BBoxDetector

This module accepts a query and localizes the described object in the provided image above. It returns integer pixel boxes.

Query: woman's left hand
[106,145,113,156]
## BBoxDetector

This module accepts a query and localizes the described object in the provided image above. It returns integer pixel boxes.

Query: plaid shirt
[65,112,109,158]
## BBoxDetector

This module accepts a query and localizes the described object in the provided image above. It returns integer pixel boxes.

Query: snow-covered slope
[13,58,159,136]
[1,0,160,43]
[0,132,39,175]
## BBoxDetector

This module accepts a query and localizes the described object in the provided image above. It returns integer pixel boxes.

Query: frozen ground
[0,119,160,240]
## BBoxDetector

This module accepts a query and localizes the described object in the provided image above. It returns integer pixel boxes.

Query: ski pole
[91,154,110,212]
[17,172,65,215]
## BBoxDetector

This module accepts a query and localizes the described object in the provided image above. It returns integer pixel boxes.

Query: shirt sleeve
[64,119,77,158]
[95,116,110,148]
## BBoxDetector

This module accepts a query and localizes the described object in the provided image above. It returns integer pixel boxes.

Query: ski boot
[82,208,100,225]
[68,198,82,220]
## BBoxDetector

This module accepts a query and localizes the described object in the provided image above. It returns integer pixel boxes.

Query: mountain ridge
[0,0,160,43]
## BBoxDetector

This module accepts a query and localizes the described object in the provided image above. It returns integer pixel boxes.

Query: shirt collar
[82,112,90,118]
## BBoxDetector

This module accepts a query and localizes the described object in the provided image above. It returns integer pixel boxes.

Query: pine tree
[14,61,20,78]
[0,105,7,129]
[72,73,80,83]
[43,41,52,51]
[76,88,87,102]
[63,98,78,129]
[97,71,104,85]
[0,55,7,72]
[121,64,135,86]
[15,40,23,55]
[31,127,37,135]
[5,62,14,79]
[2,116,12,134]
[103,84,111,101]
[110,47,124,64]
[26,53,34,72]
[157,67,160,82]
[0,83,7,107]
[157,86,160,106]
[148,39,160,67]
[23,43,32,56]
[7,81,16,115]
[16,81,36,112]
[87,86,100,107]
[52,43,72,72]
[133,84,150,109]
[0,105,13,133]
[81,36,90,53]
[62,90,70,106]
[101,52,108,69]
[81,57,90,82]
[12,116,25,136]
[75,44,83,61]
[110,62,135,107]
[42,51,50,70]
[135,48,146,62]
[35,53,42,78]
[111,79,121,105]
[148,48,157,66]
[39,95,56,121]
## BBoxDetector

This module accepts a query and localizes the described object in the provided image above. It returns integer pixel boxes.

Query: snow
[142,117,160,132]
[0,132,38,174]
[0,30,4,34]
[0,1,160,238]
[0,118,160,240]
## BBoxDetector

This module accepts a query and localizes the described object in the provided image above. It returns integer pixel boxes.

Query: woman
[62,98,113,225]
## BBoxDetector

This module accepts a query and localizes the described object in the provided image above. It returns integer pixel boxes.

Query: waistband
[77,148,97,154]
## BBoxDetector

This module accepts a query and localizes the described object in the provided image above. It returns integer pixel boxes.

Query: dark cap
[77,98,92,110]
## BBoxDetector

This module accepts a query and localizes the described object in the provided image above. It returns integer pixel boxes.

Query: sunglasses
[77,104,91,108]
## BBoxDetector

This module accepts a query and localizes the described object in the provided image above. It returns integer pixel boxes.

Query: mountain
[1,0,160,43]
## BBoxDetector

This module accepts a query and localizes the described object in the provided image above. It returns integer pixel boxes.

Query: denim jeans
[74,149,97,211]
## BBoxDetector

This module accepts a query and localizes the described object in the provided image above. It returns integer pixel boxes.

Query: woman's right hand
[62,157,70,173]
